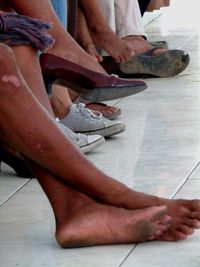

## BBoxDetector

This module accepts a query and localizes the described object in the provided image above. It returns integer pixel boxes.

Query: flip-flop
[74,96,121,120]
[119,48,190,78]
[101,48,189,78]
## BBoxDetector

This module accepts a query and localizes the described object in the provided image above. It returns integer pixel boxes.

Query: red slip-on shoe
[40,53,147,102]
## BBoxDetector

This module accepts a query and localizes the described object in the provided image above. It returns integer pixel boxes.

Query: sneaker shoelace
[75,103,104,122]
[58,121,83,143]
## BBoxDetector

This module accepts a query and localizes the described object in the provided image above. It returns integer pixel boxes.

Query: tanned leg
[0,43,200,242]
[11,45,54,116]
[0,43,172,247]
[76,8,103,62]
[28,160,171,248]
[6,0,106,73]
[2,0,121,118]
[50,83,73,119]
[79,0,134,63]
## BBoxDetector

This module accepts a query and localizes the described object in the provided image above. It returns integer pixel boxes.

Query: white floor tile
[0,244,134,267]
[121,180,200,267]
[189,162,200,179]
[121,236,200,267]
[0,180,54,245]
[0,180,134,267]
[0,163,29,206]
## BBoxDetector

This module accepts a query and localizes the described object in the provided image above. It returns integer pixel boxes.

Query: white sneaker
[58,122,105,153]
[60,103,125,137]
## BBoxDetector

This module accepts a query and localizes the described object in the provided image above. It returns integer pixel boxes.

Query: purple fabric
[0,11,54,51]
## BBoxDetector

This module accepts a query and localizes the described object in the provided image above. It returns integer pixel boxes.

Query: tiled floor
[1,1,200,266]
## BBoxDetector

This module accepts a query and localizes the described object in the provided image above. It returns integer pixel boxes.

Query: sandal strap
[142,47,164,56]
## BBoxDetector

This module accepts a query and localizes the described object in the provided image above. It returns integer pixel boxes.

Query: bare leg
[52,85,121,120]
[27,160,172,248]
[79,0,134,63]
[11,45,54,116]
[76,8,103,62]
[0,43,172,247]
[0,43,171,247]
[50,83,73,119]
[7,0,106,73]
[0,44,200,242]
[93,0,165,56]
[0,43,131,200]
[11,45,110,121]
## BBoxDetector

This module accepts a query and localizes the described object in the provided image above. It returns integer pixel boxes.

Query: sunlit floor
[1,1,200,266]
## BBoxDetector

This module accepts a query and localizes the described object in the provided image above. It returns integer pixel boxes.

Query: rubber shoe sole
[76,122,126,137]
[80,135,105,153]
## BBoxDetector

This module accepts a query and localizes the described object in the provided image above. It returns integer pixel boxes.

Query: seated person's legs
[49,82,125,138]
[78,0,133,63]
[7,0,154,94]
[96,0,188,78]
[76,7,103,62]
[0,43,200,247]
[107,0,166,55]
[49,0,121,121]
[0,1,199,248]
[0,43,170,247]
[8,0,106,73]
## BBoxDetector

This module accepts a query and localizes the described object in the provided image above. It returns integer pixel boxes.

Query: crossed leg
[0,43,200,247]
[5,0,105,73]
[1,0,122,117]
[0,43,172,247]
[29,161,171,248]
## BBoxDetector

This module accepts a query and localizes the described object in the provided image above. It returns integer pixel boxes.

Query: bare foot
[56,204,172,248]
[84,43,103,62]
[89,23,134,63]
[156,199,200,241]
[102,188,200,242]
[123,35,166,55]
[47,33,107,74]
[85,102,121,119]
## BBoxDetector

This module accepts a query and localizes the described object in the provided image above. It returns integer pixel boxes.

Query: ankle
[50,97,70,119]
[54,108,69,120]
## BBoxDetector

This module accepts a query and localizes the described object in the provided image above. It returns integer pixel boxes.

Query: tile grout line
[188,161,200,180]
[119,245,137,267]
[0,179,32,208]
[119,162,200,266]
[113,98,123,107]
[176,32,197,50]
[170,161,200,199]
